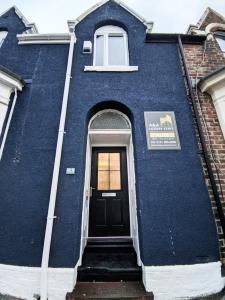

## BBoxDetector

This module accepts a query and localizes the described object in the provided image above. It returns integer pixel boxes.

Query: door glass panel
[97,152,121,190]
[110,153,120,170]
[110,171,121,190]
[98,153,109,170]
[98,171,109,190]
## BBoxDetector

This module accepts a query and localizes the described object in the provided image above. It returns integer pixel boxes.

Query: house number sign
[144,111,181,150]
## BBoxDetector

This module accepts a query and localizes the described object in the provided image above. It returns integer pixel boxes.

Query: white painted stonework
[199,67,225,140]
[84,65,138,72]
[143,261,224,300]
[0,70,23,136]
[0,264,74,300]
[0,262,223,300]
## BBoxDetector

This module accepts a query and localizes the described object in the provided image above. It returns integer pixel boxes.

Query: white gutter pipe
[0,88,17,161]
[40,27,76,300]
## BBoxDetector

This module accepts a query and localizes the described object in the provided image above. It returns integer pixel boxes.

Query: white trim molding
[84,66,138,72]
[205,23,225,34]
[93,25,129,67]
[143,262,224,300]
[197,7,225,31]
[78,109,141,270]
[0,6,38,34]
[0,68,23,138]
[68,0,153,34]
[0,264,74,300]
[17,33,74,45]
[199,67,225,139]
[0,70,23,92]
[17,20,77,45]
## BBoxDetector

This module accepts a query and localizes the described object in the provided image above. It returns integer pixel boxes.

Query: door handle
[90,186,96,197]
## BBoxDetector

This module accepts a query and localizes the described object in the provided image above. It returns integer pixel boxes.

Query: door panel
[95,198,107,226]
[89,147,130,237]
[110,198,123,226]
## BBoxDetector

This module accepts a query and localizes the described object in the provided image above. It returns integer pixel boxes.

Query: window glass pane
[110,171,121,190]
[108,35,126,65]
[98,171,109,190]
[90,111,130,130]
[95,35,104,66]
[216,36,225,55]
[110,153,120,171]
[98,153,109,170]
[0,31,8,48]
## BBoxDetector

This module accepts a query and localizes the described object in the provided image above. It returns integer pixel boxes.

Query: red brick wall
[183,37,225,262]
[199,9,225,30]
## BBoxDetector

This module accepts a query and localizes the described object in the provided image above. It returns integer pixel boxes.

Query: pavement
[1,290,225,300]
[193,289,225,300]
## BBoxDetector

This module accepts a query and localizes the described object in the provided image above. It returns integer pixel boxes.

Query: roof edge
[146,33,206,44]
[197,7,225,29]
[0,64,25,89]
[198,65,225,92]
[0,6,38,33]
[17,33,75,45]
[73,0,153,33]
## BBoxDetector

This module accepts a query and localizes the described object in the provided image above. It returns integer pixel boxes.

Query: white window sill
[84,66,138,72]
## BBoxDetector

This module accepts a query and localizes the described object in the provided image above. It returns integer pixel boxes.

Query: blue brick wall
[0,2,220,268]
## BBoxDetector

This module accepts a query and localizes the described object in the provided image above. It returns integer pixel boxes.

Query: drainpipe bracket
[47,216,57,220]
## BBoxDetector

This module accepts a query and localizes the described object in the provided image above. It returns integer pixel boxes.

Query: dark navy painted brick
[0,2,220,268]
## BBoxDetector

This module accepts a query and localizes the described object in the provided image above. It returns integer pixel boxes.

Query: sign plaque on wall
[144,111,181,150]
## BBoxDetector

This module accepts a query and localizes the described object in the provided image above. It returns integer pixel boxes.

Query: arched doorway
[78,109,141,266]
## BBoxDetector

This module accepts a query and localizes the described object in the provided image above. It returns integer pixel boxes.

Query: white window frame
[93,25,129,67]
[0,31,8,48]
[215,32,225,56]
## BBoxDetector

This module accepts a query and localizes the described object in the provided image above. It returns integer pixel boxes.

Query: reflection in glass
[216,36,225,55]
[98,153,109,170]
[95,35,104,66]
[97,152,121,190]
[98,171,109,190]
[110,171,121,190]
[110,153,120,170]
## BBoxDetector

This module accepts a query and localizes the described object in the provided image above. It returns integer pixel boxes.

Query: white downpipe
[40,30,76,300]
[0,88,17,161]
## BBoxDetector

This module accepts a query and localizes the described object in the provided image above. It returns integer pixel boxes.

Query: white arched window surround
[89,109,131,130]
[84,25,138,72]
[0,31,8,48]
[94,25,129,67]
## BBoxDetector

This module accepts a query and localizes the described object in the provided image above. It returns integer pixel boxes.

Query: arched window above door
[94,25,129,66]
[89,110,131,130]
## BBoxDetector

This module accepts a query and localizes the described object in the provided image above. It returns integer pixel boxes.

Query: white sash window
[94,25,129,66]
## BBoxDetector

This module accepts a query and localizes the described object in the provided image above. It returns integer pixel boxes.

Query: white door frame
[77,110,141,272]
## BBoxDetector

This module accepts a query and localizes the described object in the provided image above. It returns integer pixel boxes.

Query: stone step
[77,246,141,282]
[77,266,142,282]
[87,238,133,247]
[66,282,154,300]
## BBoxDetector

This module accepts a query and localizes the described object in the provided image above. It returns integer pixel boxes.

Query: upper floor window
[0,31,8,48]
[94,25,129,66]
[215,33,225,56]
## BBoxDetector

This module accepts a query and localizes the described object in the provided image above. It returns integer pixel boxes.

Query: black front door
[89,147,130,237]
